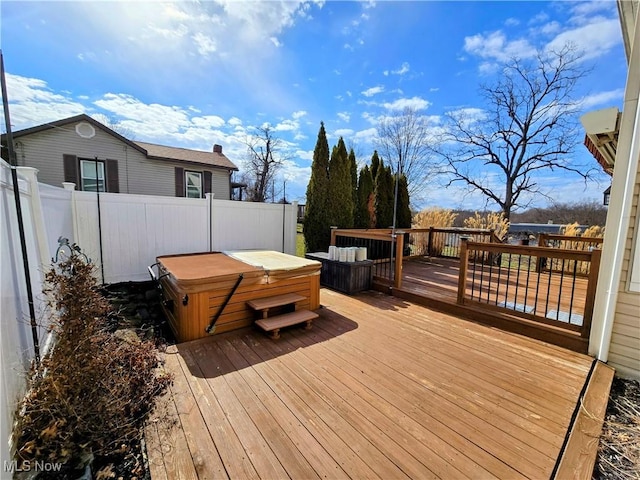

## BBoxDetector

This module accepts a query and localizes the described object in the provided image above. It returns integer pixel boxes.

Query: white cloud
[228,117,243,126]
[292,110,307,119]
[270,37,282,48]
[382,96,430,111]
[447,107,487,129]
[570,1,617,22]
[192,32,217,56]
[337,112,350,122]
[334,128,354,137]
[391,62,410,75]
[546,18,620,60]
[192,115,226,129]
[5,74,86,128]
[529,12,549,25]
[354,127,377,143]
[579,89,625,110]
[273,119,299,132]
[464,31,536,62]
[296,149,314,162]
[362,85,385,97]
[504,18,520,27]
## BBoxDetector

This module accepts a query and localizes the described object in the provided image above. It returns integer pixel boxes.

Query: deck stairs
[247,293,318,339]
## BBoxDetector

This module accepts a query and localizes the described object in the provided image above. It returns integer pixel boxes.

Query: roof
[7,113,146,154]
[5,113,237,171]
[580,107,619,176]
[135,141,237,171]
[509,223,589,234]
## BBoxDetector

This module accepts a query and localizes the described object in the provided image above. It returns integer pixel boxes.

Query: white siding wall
[610,167,640,379]
[15,125,231,199]
[591,5,640,379]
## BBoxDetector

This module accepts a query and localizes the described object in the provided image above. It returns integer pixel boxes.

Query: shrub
[13,254,171,476]
[412,208,458,256]
[463,211,510,241]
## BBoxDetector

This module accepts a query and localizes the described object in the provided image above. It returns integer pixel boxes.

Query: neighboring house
[582,0,640,380]
[2,114,238,199]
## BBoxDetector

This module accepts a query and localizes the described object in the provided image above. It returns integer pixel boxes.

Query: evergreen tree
[370,150,381,182]
[327,137,354,228]
[349,148,358,208]
[375,162,394,228]
[396,174,412,228]
[304,122,331,252]
[355,165,374,228]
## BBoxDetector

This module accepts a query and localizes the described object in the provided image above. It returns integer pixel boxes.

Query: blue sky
[0,1,626,211]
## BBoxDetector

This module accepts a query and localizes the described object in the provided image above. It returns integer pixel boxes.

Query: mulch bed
[594,377,640,479]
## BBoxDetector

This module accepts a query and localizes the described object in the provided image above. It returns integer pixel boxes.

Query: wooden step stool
[247,293,318,339]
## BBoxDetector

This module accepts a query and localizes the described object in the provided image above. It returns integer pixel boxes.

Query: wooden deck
[392,257,591,352]
[145,288,613,479]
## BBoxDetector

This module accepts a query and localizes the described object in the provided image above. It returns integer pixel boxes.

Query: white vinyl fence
[1,164,52,474]
[73,191,297,283]
[0,163,297,470]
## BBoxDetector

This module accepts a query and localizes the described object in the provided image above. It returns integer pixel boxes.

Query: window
[185,171,202,198]
[80,159,105,192]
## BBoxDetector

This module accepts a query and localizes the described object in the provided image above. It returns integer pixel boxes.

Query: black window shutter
[63,154,79,185]
[175,167,185,197]
[105,159,119,193]
[203,171,212,195]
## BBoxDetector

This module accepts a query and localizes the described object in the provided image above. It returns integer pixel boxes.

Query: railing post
[582,248,602,338]
[394,231,404,289]
[427,227,433,256]
[457,237,470,304]
[535,233,547,272]
[330,226,338,246]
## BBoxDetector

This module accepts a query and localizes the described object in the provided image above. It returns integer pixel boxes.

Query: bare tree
[93,113,136,140]
[434,45,592,220]
[243,125,286,202]
[375,107,435,201]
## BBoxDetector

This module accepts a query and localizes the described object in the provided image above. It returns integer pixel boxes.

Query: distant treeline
[450,200,608,228]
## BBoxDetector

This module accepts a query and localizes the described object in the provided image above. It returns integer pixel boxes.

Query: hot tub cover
[224,250,321,273]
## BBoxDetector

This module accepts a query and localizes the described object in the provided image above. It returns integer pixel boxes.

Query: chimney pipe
[213,144,222,154]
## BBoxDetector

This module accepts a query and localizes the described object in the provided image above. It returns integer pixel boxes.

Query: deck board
[397,257,591,351]
[148,288,608,480]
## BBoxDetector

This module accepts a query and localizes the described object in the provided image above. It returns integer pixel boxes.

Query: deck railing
[408,227,499,258]
[536,234,604,275]
[330,228,404,288]
[457,239,601,338]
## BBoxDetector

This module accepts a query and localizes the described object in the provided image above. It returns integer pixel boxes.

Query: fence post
[330,226,338,246]
[394,231,404,289]
[457,237,470,304]
[18,167,50,271]
[535,233,548,272]
[427,227,433,256]
[205,193,213,252]
[582,248,602,338]
[62,182,79,250]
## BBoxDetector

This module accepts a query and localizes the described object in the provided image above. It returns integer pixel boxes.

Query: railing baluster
[504,253,512,309]
[513,254,522,311]
[568,259,578,325]
[523,252,532,314]
[495,252,502,306]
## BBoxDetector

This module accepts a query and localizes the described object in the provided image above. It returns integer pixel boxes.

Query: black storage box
[305,252,373,294]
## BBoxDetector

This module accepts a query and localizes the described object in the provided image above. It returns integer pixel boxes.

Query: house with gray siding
[2,114,238,200]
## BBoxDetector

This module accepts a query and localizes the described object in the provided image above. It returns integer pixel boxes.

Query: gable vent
[75,122,96,139]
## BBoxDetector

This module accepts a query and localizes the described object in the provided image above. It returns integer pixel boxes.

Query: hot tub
[155,251,321,342]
